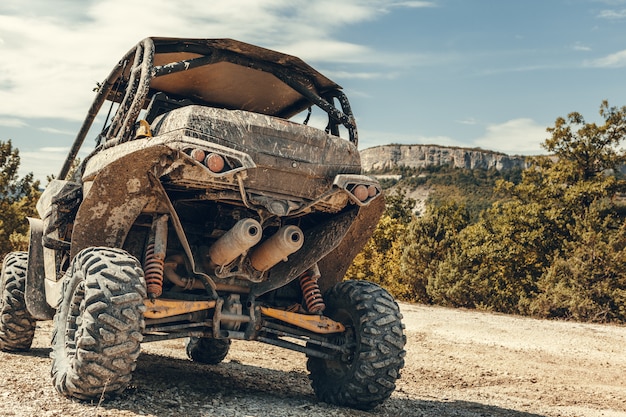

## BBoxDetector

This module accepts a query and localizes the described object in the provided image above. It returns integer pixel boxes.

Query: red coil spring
[299,272,325,313]
[144,243,164,299]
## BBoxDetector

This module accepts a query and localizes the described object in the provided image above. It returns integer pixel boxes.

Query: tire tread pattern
[51,247,147,400]
[0,252,36,351]
[307,280,406,410]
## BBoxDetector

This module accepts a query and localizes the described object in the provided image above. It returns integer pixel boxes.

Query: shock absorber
[144,243,164,299]
[298,264,325,314]
[144,215,169,300]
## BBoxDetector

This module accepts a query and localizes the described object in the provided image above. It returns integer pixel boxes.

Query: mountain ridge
[360,143,529,172]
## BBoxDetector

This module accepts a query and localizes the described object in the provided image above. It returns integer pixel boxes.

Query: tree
[401,101,626,321]
[530,202,626,322]
[382,188,416,224]
[345,189,415,295]
[543,100,626,183]
[427,199,562,313]
[0,140,41,255]
[397,201,469,303]
[348,101,626,322]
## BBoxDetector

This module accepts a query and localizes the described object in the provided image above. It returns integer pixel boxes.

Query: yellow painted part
[144,299,216,319]
[135,119,152,138]
[260,307,345,334]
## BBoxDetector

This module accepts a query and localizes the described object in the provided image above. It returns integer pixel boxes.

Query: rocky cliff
[360,144,527,172]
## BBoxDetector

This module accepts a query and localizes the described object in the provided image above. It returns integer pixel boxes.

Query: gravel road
[1,303,625,417]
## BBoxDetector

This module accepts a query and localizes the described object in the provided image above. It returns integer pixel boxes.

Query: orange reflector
[190,148,206,162]
[368,185,378,197]
[205,153,225,173]
[352,184,369,202]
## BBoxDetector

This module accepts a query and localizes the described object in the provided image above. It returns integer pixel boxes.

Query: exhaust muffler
[249,225,304,272]
[207,218,262,267]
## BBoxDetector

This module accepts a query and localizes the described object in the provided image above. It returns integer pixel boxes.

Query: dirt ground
[0,302,624,417]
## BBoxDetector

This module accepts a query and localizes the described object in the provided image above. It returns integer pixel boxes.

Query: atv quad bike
[0,37,406,410]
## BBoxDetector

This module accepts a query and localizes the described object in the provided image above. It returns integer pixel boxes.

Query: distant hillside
[360,144,526,217]
[360,144,528,173]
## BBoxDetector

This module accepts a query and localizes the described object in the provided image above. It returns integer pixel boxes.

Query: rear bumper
[83,132,381,216]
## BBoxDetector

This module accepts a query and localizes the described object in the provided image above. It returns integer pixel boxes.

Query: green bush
[352,101,626,323]
[0,140,41,256]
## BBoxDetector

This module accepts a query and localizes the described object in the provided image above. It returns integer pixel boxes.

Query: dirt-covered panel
[70,146,173,259]
[317,195,385,293]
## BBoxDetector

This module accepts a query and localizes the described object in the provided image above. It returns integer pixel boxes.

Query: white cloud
[585,49,626,68]
[273,39,438,69]
[294,2,379,27]
[473,118,547,155]
[391,1,437,7]
[456,117,478,126]
[276,39,373,63]
[323,70,399,80]
[18,145,92,182]
[0,0,429,123]
[597,8,626,19]
[39,127,74,136]
[40,147,71,153]
[572,42,591,52]
[379,1,437,12]
[0,118,27,128]
[19,148,68,181]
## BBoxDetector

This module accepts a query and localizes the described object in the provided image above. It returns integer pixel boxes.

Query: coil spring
[299,271,325,313]
[144,243,164,299]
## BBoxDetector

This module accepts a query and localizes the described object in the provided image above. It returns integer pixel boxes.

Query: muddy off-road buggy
[0,37,406,410]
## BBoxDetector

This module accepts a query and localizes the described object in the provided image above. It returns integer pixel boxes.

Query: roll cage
[59,37,358,180]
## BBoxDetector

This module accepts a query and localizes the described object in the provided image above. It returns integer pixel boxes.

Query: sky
[1,0,626,182]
